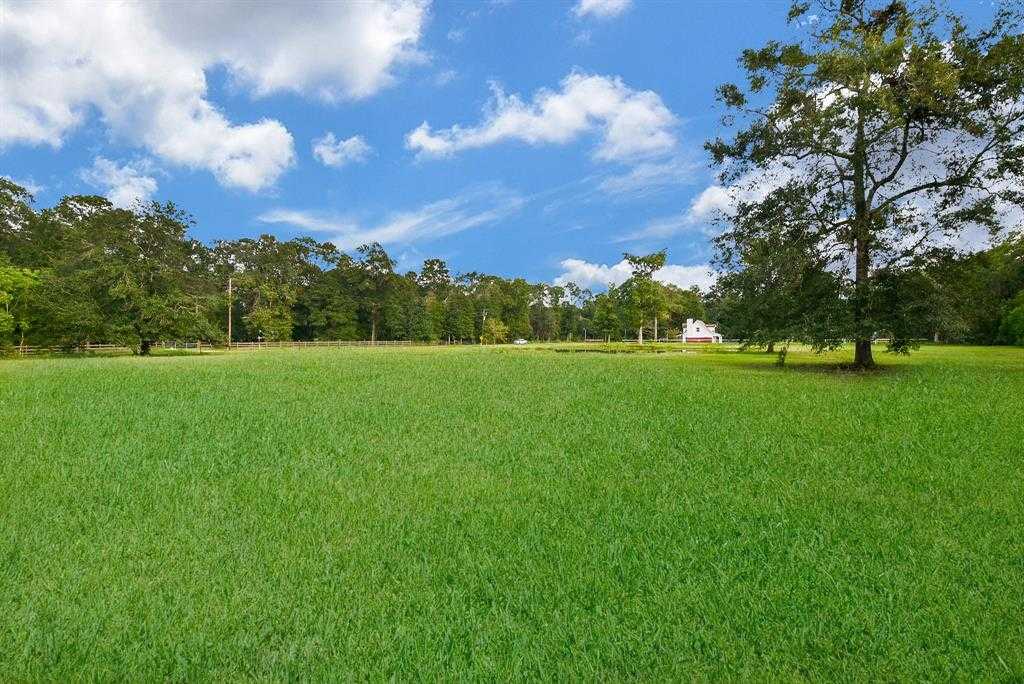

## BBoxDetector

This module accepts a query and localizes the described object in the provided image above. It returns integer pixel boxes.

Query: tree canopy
[709,0,1024,366]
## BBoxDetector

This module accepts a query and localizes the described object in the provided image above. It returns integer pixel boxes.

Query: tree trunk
[140,339,152,356]
[653,317,658,342]
[766,341,775,354]
[638,325,643,344]
[775,345,788,367]
[852,229,874,368]
[370,317,376,343]
[853,339,873,368]
[851,100,875,370]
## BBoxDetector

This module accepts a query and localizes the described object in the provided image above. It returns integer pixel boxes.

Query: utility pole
[226,276,233,349]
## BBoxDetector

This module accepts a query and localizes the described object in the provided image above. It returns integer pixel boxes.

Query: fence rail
[6,339,455,356]
[10,343,136,356]
[6,337,762,357]
[225,339,422,351]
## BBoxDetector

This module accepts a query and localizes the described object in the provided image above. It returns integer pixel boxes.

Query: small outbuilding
[682,318,722,343]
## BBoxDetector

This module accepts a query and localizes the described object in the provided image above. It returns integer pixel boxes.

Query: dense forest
[1,178,1021,355]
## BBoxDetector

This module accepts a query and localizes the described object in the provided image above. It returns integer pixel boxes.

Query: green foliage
[590,291,620,341]
[662,284,705,336]
[244,304,294,342]
[0,256,40,347]
[709,0,1024,367]
[501,278,533,340]
[481,316,508,344]
[215,234,327,344]
[0,178,37,263]
[384,274,433,341]
[926,236,1024,343]
[714,228,847,356]
[619,251,667,342]
[294,267,360,341]
[22,198,217,353]
[356,242,396,342]
[999,290,1024,345]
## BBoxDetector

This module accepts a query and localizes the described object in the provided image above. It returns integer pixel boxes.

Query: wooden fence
[6,337,754,357]
[7,339,452,356]
[225,339,422,351]
[10,343,135,356]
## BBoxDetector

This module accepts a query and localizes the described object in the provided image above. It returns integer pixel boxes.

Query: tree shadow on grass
[675,343,911,374]
[725,354,911,376]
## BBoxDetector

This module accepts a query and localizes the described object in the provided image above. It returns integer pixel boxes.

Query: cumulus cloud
[406,72,677,162]
[0,1,427,190]
[312,133,373,168]
[554,258,715,291]
[79,157,159,208]
[148,2,428,101]
[687,164,802,226]
[573,0,633,20]
[259,184,524,251]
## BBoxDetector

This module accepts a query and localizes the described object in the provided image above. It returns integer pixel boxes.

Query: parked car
[512,338,528,345]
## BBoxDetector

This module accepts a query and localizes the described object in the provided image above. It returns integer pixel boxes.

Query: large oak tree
[709,0,1024,367]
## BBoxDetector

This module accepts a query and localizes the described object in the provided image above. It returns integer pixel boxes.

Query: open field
[1,344,1022,679]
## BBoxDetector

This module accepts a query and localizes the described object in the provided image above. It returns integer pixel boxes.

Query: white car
[512,338,528,345]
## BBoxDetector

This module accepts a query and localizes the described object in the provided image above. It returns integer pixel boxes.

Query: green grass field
[2,344,1022,679]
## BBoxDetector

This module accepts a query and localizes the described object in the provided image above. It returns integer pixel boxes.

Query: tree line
[3,1,1023,363]
[0,181,713,353]
[1,175,1019,357]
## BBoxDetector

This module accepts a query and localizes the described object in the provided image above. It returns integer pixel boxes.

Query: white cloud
[434,69,458,87]
[311,133,373,168]
[598,156,699,198]
[156,2,429,102]
[614,214,703,244]
[79,157,159,208]
[258,184,524,251]
[686,184,734,223]
[253,209,359,235]
[606,168,775,244]
[0,1,427,190]
[554,258,715,291]
[655,264,717,291]
[406,72,677,162]
[573,0,632,20]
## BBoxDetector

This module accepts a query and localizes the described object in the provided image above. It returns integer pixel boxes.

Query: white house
[682,318,722,343]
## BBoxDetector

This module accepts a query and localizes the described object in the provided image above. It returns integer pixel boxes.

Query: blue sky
[0,0,1001,290]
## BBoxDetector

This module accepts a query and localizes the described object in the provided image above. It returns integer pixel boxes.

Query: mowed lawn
[1,344,1022,679]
